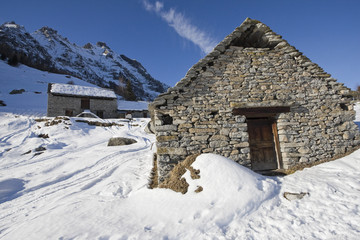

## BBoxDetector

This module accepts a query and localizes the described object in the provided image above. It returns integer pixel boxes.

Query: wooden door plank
[247,118,278,171]
[272,122,283,169]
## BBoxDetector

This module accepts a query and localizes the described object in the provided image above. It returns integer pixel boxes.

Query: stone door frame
[233,106,290,171]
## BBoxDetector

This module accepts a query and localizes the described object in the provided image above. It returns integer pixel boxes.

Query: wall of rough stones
[150,18,360,182]
[47,94,118,118]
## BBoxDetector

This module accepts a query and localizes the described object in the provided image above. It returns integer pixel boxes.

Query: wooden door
[247,118,278,170]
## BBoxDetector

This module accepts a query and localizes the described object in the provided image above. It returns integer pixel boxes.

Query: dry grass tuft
[158,154,201,194]
[195,186,203,193]
[148,154,159,189]
[34,118,49,122]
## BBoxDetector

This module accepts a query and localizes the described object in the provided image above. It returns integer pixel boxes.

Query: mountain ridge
[0,21,169,101]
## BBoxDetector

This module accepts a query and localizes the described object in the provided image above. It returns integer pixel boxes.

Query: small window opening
[340,103,349,111]
[210,110,218,117]
[341,94,353,99]
[160,114,173,125]
[81,98,90,109]
[96,110,104,118]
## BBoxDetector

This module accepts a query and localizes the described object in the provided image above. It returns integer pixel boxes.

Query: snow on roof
[117,100,148,111]
[50,83,116,98]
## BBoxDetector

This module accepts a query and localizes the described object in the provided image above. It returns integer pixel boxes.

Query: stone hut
[47,83,118,118]
[150,18,360,182]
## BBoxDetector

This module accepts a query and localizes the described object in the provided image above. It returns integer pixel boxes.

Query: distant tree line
[0,52,19,66]
[108,74,137,101]
[0,46,53,71]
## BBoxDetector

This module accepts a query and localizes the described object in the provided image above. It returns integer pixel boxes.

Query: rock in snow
[283,191,309,201]
[107,137,137,146]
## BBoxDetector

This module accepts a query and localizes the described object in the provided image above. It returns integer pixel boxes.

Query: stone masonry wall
[47,94,118,118]
[150,19,360,182]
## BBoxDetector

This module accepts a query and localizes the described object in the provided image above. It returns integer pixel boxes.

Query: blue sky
[1,0,359,89]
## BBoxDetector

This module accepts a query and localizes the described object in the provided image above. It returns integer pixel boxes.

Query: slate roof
[49,83,116,99]
[117,100,148,111]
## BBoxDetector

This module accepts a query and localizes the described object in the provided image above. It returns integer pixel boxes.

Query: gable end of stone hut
[149,18,360,183]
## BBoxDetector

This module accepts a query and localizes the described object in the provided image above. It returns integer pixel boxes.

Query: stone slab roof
[49,83,116,99]
[117,100,148,111]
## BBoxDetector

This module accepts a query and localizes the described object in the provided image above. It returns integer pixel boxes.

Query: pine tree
[124,80,136,101]
[8,54,19,66]
[117,75,126,97]
[0,53,6,61]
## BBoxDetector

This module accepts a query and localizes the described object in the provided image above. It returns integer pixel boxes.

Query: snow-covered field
[1,62,360,239]
[1,113,360,239]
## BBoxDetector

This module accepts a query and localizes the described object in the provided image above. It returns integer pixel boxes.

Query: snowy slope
[0,106,360,239]
[0,22,169,101]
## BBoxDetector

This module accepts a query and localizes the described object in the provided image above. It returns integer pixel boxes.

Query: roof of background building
[49,83,116,99]
[117,100,148,111]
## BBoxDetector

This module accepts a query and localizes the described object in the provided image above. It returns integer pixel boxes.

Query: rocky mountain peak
[34,26,71,45]
[0,21,27,34]
[38,26,58,35]
[83,43,93,49]
[120,55,145,72]
[96,41,111,49]
[1,21,20,29]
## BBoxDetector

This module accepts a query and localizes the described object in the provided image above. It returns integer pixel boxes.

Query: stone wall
[150,18,360,182]
[47,94,118,118]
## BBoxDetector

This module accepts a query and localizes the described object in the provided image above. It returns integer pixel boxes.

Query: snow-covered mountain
[0,22,169,101]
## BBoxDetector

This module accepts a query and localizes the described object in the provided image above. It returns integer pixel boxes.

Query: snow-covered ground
[1,61,360,239]
[0,112,360,239]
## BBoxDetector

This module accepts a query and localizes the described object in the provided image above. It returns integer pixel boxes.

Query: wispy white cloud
[142,0,217,54]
